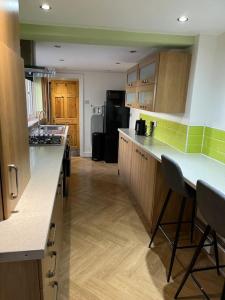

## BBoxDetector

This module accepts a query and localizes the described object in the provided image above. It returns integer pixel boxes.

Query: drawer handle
[47,251,57,278]
[47,223,57,247]
[8,164,19,199]
[50,281,59,300]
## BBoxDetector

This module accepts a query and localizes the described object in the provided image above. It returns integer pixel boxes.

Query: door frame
[50,72,84,156]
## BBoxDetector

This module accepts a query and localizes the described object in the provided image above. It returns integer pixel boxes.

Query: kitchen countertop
[0,127,68,263]
[119,129,225,195]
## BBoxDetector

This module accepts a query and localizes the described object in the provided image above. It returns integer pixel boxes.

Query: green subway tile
[188,126,204,135]
[187,144,202,153]
[204,127,225,141]
[139,113,188,151]
[187,135,203,145]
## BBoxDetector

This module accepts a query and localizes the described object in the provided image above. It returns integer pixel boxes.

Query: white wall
[206,32,225,130]
[83,71,126,155]
[188,35,217,126]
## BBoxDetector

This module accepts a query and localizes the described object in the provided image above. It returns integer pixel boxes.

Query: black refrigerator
[103,90,130,163]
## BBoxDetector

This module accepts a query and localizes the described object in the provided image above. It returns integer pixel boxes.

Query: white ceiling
[19,0,225,35]
[35,42,154,71]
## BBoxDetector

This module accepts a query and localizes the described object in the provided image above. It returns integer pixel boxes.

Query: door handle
[8,164,18,199]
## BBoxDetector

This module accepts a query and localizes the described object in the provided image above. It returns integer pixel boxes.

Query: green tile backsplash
[139,113,225,164]
[140,113,188,152]
[186,126,204,153]
[202,127,225,164]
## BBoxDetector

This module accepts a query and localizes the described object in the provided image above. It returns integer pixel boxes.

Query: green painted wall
[20,24,195,47]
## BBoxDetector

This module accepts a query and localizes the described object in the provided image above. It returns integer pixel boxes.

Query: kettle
[135,119,146,136]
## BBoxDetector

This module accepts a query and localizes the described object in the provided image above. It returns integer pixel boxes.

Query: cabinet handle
[8,164,19,199]
[50,281,59,300]
[47,223,57,247]
[47,251,57,278]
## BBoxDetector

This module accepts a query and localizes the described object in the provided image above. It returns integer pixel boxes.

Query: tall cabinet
[0,0,30,219]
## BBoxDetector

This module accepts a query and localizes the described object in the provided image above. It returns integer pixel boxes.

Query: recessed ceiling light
[59,59,64,62]
[116,62,121,65]
[54,45,61,48]
[129,50,137,53]
[40,3,51,11]
[177,15,189,23]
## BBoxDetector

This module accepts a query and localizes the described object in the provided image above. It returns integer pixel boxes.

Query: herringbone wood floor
[59,157,223,300]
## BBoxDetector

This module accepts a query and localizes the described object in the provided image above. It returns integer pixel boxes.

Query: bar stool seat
[149,155,197,282]
[175,180,225,299]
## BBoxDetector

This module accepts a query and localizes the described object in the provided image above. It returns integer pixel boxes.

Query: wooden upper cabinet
[126,65,138,88]
[154,52,191,113]
[0,0,20,53]
[138,53,159,85]
[125,51,191,114]
[0,42,30,218]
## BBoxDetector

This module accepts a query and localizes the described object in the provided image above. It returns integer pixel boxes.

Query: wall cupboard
[118,132,192,231]
[0,0,30,220]
[125,51,191,114]
[0,43,30,219]
[0,176,64,300]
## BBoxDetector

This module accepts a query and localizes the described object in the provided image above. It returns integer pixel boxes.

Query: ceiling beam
[20,24,195,47]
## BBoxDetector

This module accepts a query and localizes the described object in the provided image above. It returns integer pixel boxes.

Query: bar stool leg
[212,230,220,275]
[174,225,211,299]
[190,198,196,243]
[167,197,186,282]
[149,189,172,248]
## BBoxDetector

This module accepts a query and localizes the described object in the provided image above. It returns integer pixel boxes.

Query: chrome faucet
[37,110,46,134]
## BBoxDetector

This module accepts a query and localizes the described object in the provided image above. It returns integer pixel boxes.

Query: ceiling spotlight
[177,15,189,22]
[40,3,51,11]
[129,50,137,53]
[116,62,121,65]
[54,45,61,48]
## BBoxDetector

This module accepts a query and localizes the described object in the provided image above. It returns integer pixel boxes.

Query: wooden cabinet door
[0,0,20,53]
[51,80,80,149]
[154,52,191,113]
[137,84,156,111]
[138,149,157,226]
[130,144,142,201]
[127,65,138,88]
[0,42,30,218]
[139,53,158,84]
[118,134,132,184]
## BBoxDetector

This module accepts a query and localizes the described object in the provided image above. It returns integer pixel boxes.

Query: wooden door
[0,42,30,218]
[51,80,80,149]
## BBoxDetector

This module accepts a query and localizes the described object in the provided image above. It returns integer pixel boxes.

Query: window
[25,77,43,122]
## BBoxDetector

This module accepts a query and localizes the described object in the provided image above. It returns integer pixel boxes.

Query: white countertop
[0,127,68,263]
[119,129,225,195]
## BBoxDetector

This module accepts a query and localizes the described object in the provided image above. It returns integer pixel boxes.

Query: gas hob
[29,135,63,146]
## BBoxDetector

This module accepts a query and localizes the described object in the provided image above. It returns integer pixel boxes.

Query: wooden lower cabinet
[130,143,156,225]
[119,133,191,232]
[0,177,64,300]
[118,133,132,184]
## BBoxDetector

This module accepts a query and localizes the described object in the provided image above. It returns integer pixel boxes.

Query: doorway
[51,80,80,155]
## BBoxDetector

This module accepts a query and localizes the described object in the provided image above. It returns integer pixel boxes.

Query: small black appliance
[135,119,146,136]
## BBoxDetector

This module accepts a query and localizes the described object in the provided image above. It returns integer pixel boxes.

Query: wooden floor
[59,157,223,300]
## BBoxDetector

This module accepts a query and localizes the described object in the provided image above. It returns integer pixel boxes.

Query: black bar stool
[175,180,225,299]
[149,155,196,282]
